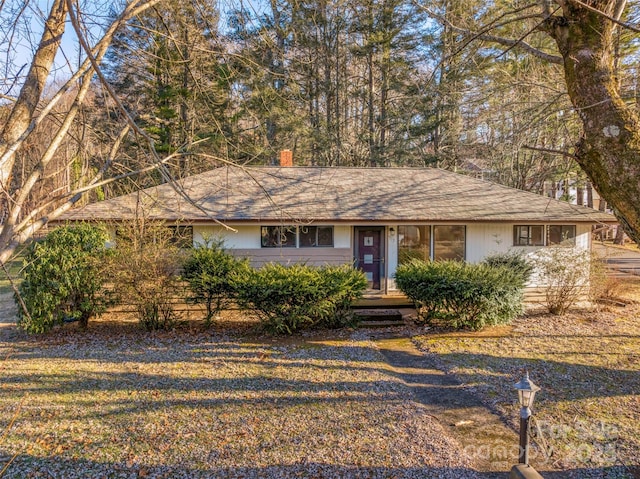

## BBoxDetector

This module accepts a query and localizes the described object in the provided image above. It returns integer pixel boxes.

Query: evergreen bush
[395,259,525,330]
[182,239,249,325]
[234,263,367,334]
[316,264,369,328]
[17,224,110,333]
[482,251,533,283]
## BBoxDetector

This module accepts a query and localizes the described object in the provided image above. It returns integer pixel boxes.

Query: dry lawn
[412,281,640,478]
[0,311,478,479]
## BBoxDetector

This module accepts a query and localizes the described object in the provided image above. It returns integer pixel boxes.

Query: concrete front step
[354,309,405,327]
[357,320,406,328]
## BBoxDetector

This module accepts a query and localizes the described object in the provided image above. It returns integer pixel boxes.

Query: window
[434,225,465,261]
[513,225,576,246]
[167,225,193,249]
[261,226,297,247]
[261,225,334,248]
[548,225,576,245]
[398,225,430,263]
[299,226,334,247]
[513,225,544,246]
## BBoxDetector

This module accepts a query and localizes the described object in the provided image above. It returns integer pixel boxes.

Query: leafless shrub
[590,251,628,305]
[108,219,187,331]
[536,247,591,315]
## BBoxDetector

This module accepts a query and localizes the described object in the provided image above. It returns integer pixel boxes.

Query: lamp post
[514,373,540,465]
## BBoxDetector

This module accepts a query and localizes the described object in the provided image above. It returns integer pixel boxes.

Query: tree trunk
[0,0,67,200]
[614,223,626,245]
[546,1,640,244]
[576,184,584,206]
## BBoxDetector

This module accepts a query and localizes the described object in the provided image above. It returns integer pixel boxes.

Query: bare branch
[5,1,164,233]
[495,6,562,60]
[419,3,563,64]
[66,0,235,232]
[570,0,640,33]
[0,0,67,191]
[452,25,563,64]
[0,0,161,199]
[522,144,577,158]
[12,125,131,236]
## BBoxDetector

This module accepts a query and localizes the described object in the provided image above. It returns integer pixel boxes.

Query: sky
[1,0,115,98]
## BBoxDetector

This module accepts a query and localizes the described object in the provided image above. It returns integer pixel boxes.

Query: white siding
[387,222,593,291]
[334,225,351,248]
[194,222,592,291]
[194,225,261,248]
[576,224,591,250]
[465,223,513,263]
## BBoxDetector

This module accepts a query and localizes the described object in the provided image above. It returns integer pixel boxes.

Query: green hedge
[234,263,367,334]
[395,259,526,330]
[482,251,533,284]
[17,224,110,333]
[182,240,249,325]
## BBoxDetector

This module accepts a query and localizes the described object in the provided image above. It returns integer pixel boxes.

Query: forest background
[0,0,639,263]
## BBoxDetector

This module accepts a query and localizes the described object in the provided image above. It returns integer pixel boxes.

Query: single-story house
[59,164,616,293]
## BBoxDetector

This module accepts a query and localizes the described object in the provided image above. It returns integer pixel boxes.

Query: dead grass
[412,303,640,477]
[0,314,479,479]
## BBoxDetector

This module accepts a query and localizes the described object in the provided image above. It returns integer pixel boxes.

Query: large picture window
[261,225,334,248]
[434,225,466,261]
[398,225,430,264]
[513,225,544,246]
[548,225,576,245]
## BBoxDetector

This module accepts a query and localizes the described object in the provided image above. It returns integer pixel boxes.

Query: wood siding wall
[230,248,353,267]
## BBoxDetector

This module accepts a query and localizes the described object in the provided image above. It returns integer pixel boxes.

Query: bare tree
[0,0,164,264]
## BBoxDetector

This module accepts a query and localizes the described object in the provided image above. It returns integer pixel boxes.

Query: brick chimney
[279,149,293,167]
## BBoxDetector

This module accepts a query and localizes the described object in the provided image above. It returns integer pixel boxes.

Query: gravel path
[376,337,518,477]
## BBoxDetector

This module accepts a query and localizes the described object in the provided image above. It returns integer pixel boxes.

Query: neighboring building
[59,164,616,293]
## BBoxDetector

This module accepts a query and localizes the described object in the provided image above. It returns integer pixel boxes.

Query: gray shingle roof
[60,166,616,224]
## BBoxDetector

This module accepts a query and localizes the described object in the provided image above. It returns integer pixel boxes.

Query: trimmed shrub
[394,259,446,321]
[234,263,367,334]
[482,251,533,284]
[395,259,525,330]
[317,265,369,328]
[17,224,110,333]
[182,239,249,325]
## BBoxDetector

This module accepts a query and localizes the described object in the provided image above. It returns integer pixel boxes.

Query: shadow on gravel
[0,454,490,479]
[1,455,636,479]
[433,351,639,401]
